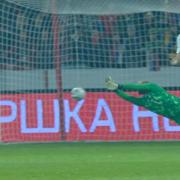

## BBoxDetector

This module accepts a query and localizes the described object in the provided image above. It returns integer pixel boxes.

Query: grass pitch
[0,142,180,180]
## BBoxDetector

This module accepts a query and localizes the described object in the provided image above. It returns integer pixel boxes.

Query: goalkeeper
[105,77,180,123]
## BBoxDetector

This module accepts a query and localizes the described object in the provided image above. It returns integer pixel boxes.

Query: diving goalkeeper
[105,77,180,123]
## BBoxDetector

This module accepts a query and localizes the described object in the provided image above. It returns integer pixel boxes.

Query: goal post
[51,0,66,140]
[0,0,180,143]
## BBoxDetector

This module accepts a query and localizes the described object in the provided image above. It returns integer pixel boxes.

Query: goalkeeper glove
[105,76,119,90]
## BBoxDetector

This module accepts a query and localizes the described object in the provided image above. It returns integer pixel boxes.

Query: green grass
[0,142,180,180]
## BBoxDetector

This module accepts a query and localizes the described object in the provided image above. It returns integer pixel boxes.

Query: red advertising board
[0,91,180,142]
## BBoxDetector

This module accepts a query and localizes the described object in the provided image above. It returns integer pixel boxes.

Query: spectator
[145,29,161,71]
[109,33,123,67]
[123,23,142,68]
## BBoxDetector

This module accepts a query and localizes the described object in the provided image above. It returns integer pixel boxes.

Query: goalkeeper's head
[138,81,149,84]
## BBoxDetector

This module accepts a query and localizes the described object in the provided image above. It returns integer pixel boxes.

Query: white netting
[0,0,180,142]
[6,0,180,14]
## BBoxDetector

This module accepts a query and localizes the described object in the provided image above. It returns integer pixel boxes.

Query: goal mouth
[0,0,180,143]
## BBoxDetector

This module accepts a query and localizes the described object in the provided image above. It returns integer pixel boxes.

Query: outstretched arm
[105,76,152,92]
[115,89,141,105]
[105,76,142,105]
[119,82,152,92]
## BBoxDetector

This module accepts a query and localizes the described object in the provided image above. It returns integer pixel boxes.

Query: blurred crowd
[0,1,180,70]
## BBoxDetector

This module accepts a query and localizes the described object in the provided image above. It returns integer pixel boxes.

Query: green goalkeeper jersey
[115,82,180,123]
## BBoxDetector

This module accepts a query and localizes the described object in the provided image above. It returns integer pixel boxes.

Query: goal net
[0,0,180,142]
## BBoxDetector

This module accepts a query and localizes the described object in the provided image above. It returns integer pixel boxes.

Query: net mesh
[0,0,180,142]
